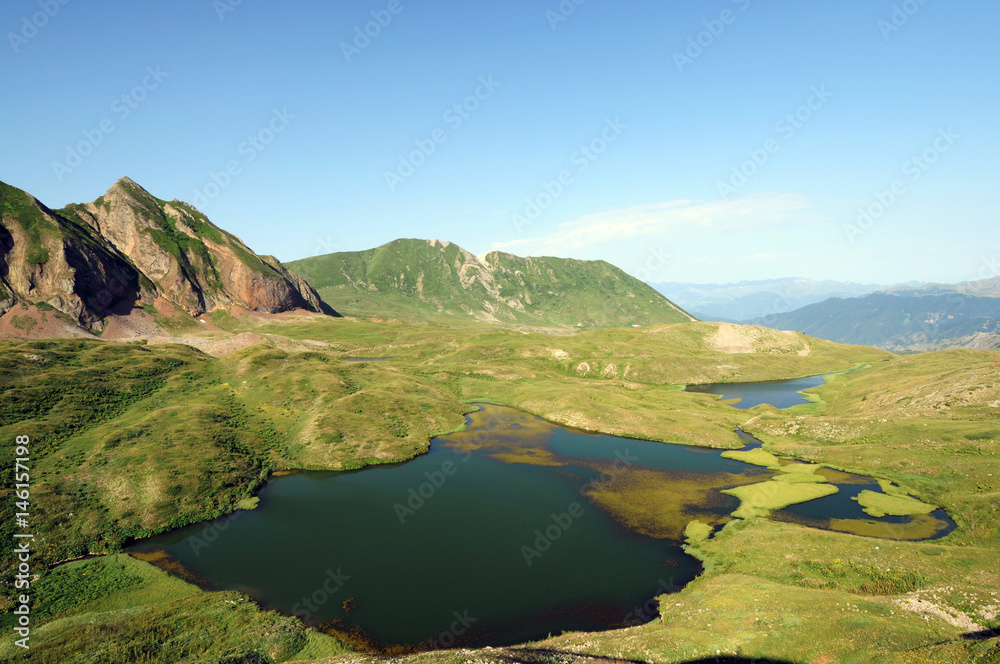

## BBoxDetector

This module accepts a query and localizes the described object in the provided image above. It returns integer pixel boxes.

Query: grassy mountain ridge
[286,238,694,329]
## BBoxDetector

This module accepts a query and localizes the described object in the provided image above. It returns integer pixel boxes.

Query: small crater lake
[129,403,954,652]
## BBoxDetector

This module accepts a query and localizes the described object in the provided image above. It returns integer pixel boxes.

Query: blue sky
[2,0,997,285]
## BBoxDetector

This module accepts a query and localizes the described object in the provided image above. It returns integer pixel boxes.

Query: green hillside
[285,239,694,329]
[4,323,1000,663]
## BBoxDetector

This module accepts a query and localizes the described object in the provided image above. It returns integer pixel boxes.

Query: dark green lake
[129,403,953,652]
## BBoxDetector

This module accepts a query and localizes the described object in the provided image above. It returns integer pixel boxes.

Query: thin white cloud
[492,193,811,256]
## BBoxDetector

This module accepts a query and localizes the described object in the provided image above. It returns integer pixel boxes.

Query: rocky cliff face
[0,177,334,332]
[0,181,152,331]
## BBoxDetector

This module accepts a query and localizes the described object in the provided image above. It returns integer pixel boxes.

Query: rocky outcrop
[259,255,335,314]
[0,177,336,332]
[71,177,334,317]
[0,182,152,331]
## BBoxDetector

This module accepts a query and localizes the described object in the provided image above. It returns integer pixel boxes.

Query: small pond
[686,373,829,409]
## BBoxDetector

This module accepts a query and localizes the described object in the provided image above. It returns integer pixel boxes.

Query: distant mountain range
[651,276,1000,351]
[743,281,1000,352]
[286,239,695,330]
[651,278,890,322]
[881,278,1000,298]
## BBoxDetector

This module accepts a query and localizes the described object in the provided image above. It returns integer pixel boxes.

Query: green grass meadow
[1,318,997,663]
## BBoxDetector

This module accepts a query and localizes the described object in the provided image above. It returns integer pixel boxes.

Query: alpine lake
[129,375,955,652]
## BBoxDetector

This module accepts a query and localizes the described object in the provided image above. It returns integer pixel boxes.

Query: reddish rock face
[0,177,334,331]
[0,184,154,331]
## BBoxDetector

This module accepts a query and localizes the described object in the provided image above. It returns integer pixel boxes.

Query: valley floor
[1,316,998,664]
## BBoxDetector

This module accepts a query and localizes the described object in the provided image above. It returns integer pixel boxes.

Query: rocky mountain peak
[0,178,335,332]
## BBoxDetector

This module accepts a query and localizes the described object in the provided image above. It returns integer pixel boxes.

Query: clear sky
[2,0,997,285]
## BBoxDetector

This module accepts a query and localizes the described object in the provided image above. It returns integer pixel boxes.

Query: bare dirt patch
[0,303,91,340]
[707,322,806,355]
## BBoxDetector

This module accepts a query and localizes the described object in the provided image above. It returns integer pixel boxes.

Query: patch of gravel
[894,595,987,633]
[100,307,163,340]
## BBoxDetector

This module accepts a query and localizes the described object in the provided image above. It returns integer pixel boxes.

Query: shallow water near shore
[129,403,954,651]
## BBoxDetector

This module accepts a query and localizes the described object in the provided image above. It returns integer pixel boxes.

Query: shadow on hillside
[495,648,795,664]
[675,659,797,664]
[963,628,1000,641]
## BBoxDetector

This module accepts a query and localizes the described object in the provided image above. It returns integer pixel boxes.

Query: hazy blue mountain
[745,292,1000,352]
[650,278,888,322]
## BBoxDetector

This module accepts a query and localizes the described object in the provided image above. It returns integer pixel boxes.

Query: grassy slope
[0,338,470,579]
[0,554,347,663]
[3,320,998,663]
[245,318,889,449]
[285,239,693,329]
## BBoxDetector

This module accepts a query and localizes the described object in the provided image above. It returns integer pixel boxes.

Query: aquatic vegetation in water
[684,520,713,544]
[720,448,783,469]
[853,489,938,518]
[723,480,840,519]
[826,513,947,540]
[771,473,829,484]
[581,466,756,540]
